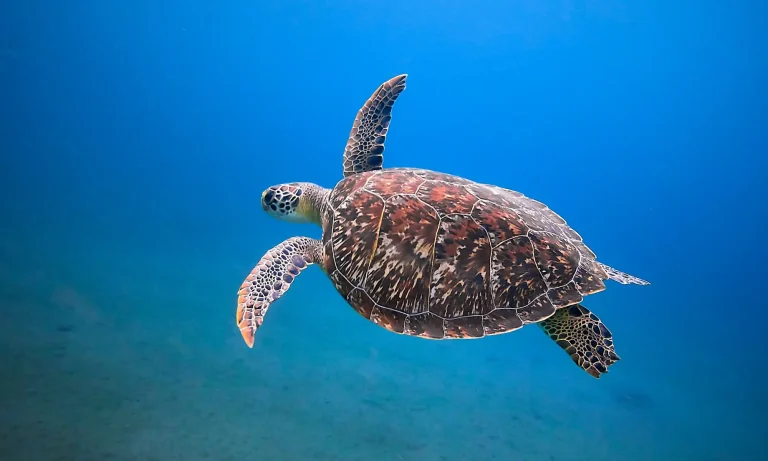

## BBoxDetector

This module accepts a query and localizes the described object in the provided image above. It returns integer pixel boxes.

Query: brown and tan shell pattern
[320,167,610,339]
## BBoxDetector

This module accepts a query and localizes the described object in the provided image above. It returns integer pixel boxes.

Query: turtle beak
[261,188,277,212]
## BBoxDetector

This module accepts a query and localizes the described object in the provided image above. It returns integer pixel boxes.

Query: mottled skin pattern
[539,304,620,378]
[342,74,407,177]
[237,74,651,378]
[236,236,321,347]
[322,167,617,342]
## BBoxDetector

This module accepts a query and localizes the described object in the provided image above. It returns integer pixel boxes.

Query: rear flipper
[597,262,650,286]
[539,304,620,378]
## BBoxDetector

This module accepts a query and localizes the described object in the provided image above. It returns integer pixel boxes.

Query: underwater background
[1,1,766,460]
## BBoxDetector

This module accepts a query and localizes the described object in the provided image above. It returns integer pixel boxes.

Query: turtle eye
[261,189,276,211]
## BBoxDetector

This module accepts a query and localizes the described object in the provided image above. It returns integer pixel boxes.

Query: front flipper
[539,304,621,378]
[236,236,322,347]
[342,74,407,177]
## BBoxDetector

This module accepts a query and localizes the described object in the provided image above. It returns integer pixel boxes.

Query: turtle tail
[597,262,650,286]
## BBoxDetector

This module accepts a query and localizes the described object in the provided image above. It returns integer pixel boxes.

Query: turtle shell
[320,168,609,339]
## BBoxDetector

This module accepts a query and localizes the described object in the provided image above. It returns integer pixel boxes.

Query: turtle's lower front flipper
[236,236,322,347]
[539,304,620,378]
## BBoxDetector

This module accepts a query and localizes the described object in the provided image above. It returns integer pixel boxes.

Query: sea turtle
[236,74,650,378]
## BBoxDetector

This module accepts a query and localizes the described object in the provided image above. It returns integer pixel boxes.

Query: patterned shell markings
[322,168,609,339]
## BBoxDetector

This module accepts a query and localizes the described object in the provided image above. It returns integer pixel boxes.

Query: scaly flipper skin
[236,237,323,347]
[539,304,620,378]
[597,262,650,285]
[342,74,407,177]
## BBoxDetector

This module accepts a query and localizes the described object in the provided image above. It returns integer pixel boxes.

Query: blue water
[1,1,766,460]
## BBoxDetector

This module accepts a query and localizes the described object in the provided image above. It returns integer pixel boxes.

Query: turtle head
[261,182,326,225]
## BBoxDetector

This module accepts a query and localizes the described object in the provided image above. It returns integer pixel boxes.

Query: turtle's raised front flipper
[343,74,407,177]
[539,304,620,379]
[236,237,322,347]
